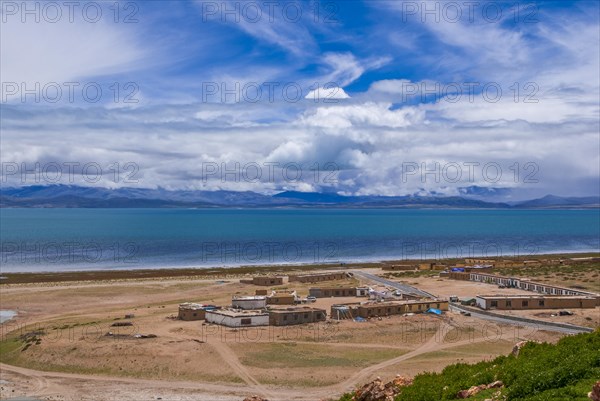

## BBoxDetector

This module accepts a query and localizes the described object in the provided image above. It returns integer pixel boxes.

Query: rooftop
[269,307,326,314]
[232,296,266,301]
[476,294,596,300]
[179,302,215,310]
[206,309,268,318]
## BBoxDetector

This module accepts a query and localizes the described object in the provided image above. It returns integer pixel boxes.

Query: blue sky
[1,0,599,199]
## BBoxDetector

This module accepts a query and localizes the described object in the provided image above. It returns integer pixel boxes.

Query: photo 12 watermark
[200,81,346,103]
[1,161,140,185]
[395,240,541,260]
[199,241,339,264]
[398,1,539,24]
[1,1,139,24]
[400,161,540,184]
[1,81,140,104]
[1,241,140,266]
[199,0,339,24]
[398,81,540,104]
[199,161,339,185]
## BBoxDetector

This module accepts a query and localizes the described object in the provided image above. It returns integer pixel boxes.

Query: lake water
[0,208,598,272]
[0,310,16,323]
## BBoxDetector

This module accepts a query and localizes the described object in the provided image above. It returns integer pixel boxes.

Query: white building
[232,295,267,310]
[205,309,269,327]
[356,287,369,297]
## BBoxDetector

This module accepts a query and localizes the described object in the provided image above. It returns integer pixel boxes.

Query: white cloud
[305,86,350,101]
[0,14,149,86]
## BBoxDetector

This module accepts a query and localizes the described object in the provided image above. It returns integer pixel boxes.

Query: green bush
[336,330,600,401]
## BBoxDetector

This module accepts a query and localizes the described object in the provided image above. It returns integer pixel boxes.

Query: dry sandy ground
[0,272,576,401]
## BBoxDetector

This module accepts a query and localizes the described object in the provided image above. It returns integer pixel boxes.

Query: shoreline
[1,251,598,285]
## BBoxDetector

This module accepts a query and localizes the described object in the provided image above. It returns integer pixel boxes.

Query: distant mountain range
[0,185,598,209]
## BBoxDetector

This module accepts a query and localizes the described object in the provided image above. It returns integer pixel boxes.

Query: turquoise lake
[1,208,598,272]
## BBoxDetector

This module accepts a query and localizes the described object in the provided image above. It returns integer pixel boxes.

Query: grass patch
[237,342,406,369]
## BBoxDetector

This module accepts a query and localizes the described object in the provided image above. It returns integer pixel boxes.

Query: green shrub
[395,331,599,401]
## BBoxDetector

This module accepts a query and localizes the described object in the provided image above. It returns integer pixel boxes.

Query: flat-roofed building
[330,300,449,320]
[382,265,416,271]
[288,272,349,283]
[401,300,449,314]
[239,276,284,286]
[419,263,447,271]
[232,295,267,310]
[475,295,597,310]
[309,287,356,298]
[448,272,600,305]
[267,293,296,305]
[178,303,220,321]
[268,307,327,326]
[205,309,269,327]
[465,258,495,265]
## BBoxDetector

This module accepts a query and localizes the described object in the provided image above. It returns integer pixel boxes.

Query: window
[283,315,287,321]
[491,301,498,307]
[241,318,251,325]
[304,313,308,319]
[506,300,512,307]
[193,313,197,317]
[539,300,545,306]
[522,300,528,307]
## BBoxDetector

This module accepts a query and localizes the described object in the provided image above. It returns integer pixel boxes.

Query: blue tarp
[426,308,442,315]
[451,267,465,272]
[354,317,367,322]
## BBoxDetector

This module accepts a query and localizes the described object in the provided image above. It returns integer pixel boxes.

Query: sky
[1,0,599,200]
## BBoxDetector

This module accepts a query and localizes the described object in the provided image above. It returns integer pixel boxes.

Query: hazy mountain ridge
[1,185,598,208]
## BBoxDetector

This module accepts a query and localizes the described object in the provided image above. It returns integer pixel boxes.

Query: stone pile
[456,381,503,399]
[352,375,414,401]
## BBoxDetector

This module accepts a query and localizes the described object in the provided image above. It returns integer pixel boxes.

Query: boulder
[457,384,487,399]
[457,381,504,399]
[353,375,413,401]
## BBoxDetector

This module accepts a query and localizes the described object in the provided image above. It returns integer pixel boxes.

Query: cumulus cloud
[1,1,598,200]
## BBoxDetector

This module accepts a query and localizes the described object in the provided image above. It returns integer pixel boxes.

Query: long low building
[475,295,597,310]
[289,272,350,283]
[382,264,416,271]
[205,309,269,327]
[330,300,449,320]
[239,276,284,286]
[309,287,356,298]
[449,272,600,305]
[268,307,327,326]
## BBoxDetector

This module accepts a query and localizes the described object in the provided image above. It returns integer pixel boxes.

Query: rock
[589,380,600,401]
[511,340,540,356]
[457,384,487,398]
[457,381,504,399]
[243,396,268,401]
[512,341,529,356]
[352,375,413,401]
